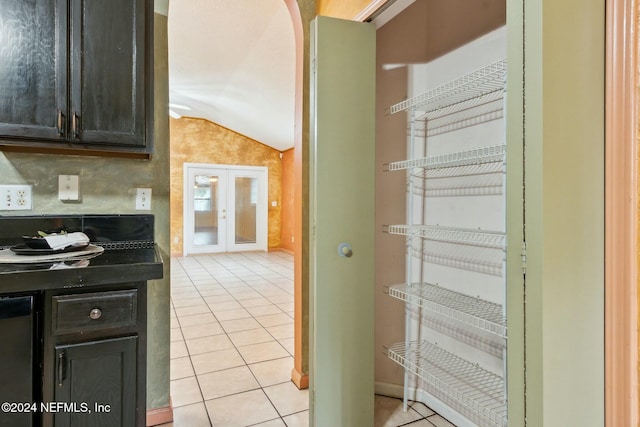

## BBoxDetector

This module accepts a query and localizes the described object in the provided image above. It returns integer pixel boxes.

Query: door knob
[338,242,353,258]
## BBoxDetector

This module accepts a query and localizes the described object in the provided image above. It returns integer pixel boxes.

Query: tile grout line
[171,257,217,423]
[203,252,297,425]
[170,252,304,426]
[172,255,451,427]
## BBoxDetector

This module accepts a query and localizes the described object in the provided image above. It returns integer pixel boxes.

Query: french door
[184,163,268,255]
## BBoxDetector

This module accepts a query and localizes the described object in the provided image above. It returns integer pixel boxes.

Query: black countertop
[0,246,163,294]
[0,215,163,294]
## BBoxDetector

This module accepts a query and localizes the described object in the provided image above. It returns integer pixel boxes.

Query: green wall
[0,10,172,413]
[507,0,605,425]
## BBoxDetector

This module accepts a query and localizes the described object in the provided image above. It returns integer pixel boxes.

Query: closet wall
[375,0,506,392]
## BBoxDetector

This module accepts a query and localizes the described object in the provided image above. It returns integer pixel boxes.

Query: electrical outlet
[135,188,152,210]
[0,185,32,211]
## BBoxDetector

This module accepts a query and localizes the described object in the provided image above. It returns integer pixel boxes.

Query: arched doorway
[283,0,310,390]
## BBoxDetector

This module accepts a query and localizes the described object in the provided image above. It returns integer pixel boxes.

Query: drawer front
[52,289,137,335]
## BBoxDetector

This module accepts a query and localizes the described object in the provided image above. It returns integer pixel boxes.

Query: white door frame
[183,163,268,255]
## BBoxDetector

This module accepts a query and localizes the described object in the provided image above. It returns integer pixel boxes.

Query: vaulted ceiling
[167,0,296,151]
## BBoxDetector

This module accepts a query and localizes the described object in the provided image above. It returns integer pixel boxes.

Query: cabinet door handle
[71,112,79,139]
[57,351,66,387]
[89,308,102,320]
[57,110,65,136]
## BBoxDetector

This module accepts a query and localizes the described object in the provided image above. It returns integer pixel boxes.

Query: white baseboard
[374,381,404,398]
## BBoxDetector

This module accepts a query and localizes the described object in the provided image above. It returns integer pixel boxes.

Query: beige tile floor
[162,251,455,427]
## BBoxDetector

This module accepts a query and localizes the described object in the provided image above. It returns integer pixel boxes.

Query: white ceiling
[167,0,296,151]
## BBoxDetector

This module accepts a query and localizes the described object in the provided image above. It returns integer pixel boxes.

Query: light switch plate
[136,188,152,210]
[58,175,80,201]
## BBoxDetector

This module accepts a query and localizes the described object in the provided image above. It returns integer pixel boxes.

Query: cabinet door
[69,0,146,147]
[54,336,137,427]
[0,0,67,140]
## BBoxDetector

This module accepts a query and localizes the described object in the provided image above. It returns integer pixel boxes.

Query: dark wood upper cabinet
[70,0,146,147]
[0,0,67,140]
[0,0,153,157]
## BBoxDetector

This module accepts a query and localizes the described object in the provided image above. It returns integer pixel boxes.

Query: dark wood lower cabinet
[54,337,137,427]
[43,283,147,427]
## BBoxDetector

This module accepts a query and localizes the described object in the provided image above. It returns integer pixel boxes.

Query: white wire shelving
[384,225,506,275]
[417,95,505,138]
[387,341,507,427]
[389,59,507,117]
[387,283,506,338]
[383,54,508,425]
[386,145,505,172]
[385,141,507,199]
[386,144,506,174]
[384,225,505,250]
[422,181,504,197]
[410,240,504,276]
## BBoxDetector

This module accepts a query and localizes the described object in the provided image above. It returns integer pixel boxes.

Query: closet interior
[377,10,508,426]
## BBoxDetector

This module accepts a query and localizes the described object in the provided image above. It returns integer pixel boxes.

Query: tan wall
[169,117,283,255]
[375,14,410,387]
[281,148,295,252]
[379,0,505,63]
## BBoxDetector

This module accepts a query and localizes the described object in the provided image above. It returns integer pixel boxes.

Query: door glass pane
[193,174,218,246]
[234,177,257,244]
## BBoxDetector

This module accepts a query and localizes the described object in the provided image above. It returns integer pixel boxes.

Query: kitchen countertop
[0,246,163,294]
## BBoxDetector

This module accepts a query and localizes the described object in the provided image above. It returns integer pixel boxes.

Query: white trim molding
[605,0,639,425]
